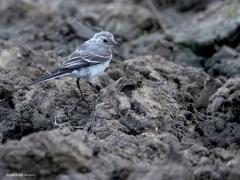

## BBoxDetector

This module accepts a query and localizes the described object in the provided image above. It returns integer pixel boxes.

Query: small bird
[32,31,119,103]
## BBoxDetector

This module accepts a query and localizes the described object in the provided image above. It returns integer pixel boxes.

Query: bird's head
[92,31,119,47]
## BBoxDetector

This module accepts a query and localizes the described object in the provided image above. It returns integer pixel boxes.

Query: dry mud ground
[0,0,240,179]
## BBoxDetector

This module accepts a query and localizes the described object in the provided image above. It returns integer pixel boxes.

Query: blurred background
[1,0,240,71]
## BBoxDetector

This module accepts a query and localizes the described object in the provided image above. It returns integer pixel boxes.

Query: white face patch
[92,32,116,47]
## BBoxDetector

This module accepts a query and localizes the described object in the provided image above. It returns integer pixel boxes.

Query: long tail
[31,69,69,85]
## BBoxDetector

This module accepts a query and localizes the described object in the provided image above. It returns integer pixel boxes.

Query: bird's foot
[88,81,100,94]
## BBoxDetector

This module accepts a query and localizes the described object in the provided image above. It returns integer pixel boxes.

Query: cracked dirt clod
[0,129,92,177]
[170,1,240,57]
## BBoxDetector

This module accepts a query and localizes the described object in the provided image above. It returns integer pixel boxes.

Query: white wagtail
[32,31,119,103]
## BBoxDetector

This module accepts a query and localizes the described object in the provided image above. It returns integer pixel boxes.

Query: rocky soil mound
[0,0,240,179]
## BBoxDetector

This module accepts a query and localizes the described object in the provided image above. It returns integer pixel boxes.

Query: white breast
[70,60,111,80]
[88,60,111,79]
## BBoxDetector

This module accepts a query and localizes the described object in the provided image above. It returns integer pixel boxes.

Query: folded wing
[62,49,111,70]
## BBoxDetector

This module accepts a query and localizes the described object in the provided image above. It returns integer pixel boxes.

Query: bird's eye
[103,39,108,43]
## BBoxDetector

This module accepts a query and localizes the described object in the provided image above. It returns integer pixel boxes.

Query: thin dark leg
[88,81,99,94]
[76,78,87,103]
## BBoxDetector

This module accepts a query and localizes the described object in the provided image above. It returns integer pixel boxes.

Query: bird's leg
[76,78,88,104]
[88,81,99,94]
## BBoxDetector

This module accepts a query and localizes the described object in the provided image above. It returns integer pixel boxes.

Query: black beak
[112,39,120,46]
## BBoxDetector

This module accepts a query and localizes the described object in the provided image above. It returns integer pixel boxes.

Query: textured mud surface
[0,0,240,179]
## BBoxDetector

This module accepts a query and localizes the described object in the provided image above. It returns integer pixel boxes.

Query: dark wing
[61,50,111,70]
